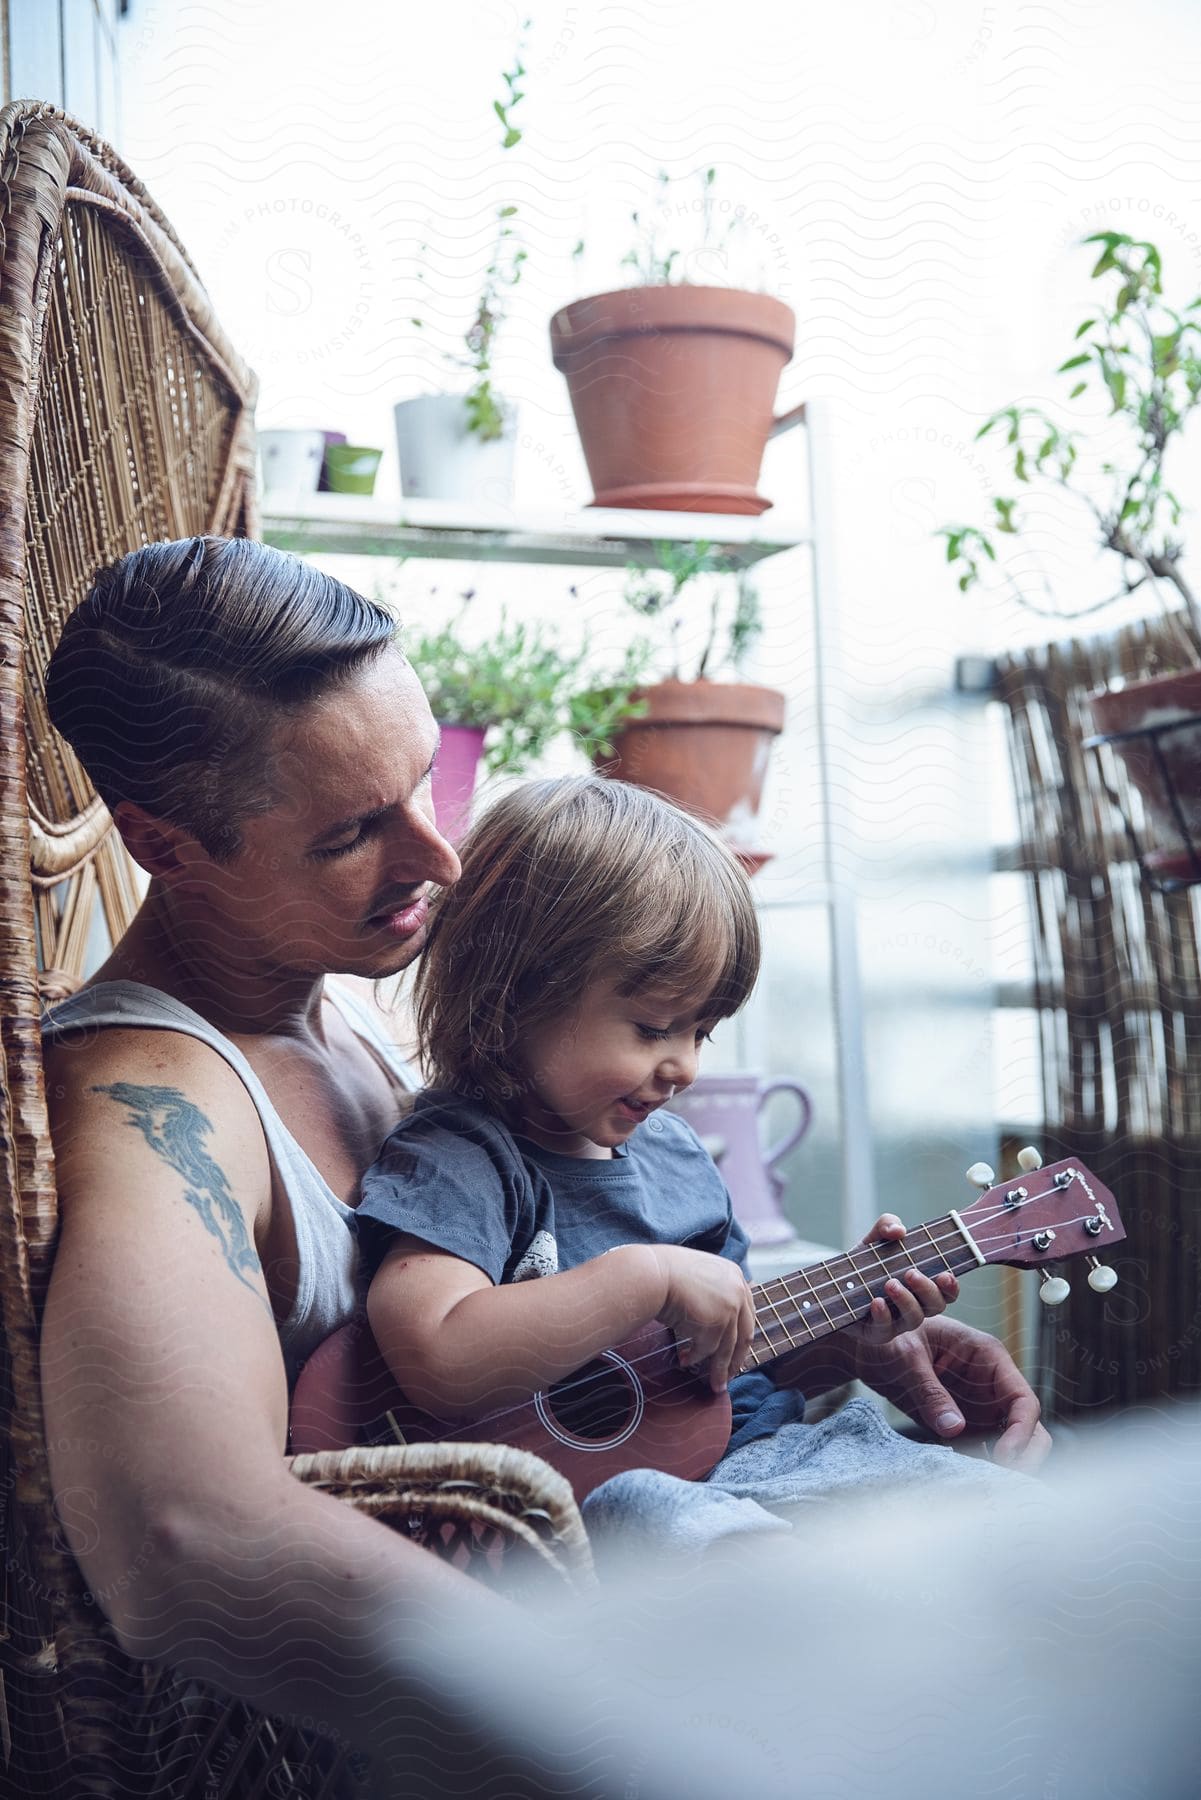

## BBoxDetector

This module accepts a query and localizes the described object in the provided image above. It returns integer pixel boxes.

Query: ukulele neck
[743,1211,982,1369]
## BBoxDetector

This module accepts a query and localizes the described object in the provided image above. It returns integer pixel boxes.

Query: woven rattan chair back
[0,104,591,1800]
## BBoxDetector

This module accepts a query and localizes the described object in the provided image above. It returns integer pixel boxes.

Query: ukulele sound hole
[545,1357,636,1440]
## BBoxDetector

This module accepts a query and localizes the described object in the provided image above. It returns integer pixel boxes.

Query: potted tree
[942,232,1201,882]
[570,542,786,871]
[550,169,796,515]
[402,588,587,843]
[397,32,529,504]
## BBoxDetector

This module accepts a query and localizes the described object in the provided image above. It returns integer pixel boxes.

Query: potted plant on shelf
[257,428,328,506]
[941,231,1201,882]
[397,30,529,505]
[549,168,797,516]
[323,442,384,496]
[570,541,786,872]
[401,587,587,843]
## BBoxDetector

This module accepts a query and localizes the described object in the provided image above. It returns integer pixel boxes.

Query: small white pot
[394,394,517,504]
[257,429,326,507]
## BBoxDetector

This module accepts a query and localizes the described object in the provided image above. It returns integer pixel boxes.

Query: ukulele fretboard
[744,1212,981,1367]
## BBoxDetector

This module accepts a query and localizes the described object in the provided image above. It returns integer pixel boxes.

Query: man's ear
[111,800,201,882]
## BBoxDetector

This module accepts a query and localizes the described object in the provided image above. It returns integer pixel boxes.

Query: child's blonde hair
[415,774,761,1112]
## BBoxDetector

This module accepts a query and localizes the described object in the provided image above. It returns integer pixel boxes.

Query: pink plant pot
[316,430,347,492]
[430,723,487,846]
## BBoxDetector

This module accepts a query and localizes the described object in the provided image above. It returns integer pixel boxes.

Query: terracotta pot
[1087,668,1201,882]
[549,286,795,515]
[597,679,785,870]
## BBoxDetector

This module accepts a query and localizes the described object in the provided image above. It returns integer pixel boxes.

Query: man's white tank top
[41,978,417,1387]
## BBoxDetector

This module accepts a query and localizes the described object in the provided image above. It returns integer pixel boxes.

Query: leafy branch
[411,23,531,441]
[492,38,526,149]
[461,25,531,440]
[939,233,1201,659]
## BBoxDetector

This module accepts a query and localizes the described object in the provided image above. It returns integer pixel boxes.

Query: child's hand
[652,1246,757,1394]
[848,1213,959,1347]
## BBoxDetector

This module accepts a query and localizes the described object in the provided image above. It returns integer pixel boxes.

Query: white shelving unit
[260,493,810,571]
[261,398,872,1256]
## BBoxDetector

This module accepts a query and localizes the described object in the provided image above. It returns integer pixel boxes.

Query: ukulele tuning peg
[1038,1273,1071,1307]
[1016,1145,1043,1172]
[1087,1256,1117,1294]
[965,1161,996,1188]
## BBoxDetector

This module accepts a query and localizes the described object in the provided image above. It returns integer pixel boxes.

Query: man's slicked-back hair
[45,536,398,859]
[415,774,761,1115]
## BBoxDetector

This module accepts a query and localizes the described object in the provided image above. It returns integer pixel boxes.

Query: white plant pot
[257,428,326,507]
[394,394,517,504]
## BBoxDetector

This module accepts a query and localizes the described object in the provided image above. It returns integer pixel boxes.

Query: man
[38,536,1049,1790]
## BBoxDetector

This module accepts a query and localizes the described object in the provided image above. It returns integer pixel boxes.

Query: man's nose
[390,806,461,887]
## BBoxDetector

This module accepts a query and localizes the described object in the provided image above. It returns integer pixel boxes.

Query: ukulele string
[750,1185,1099,1349]
[441,1216,1010,1440]
[754,1179,1094,1313]
[452,1232,977,1441]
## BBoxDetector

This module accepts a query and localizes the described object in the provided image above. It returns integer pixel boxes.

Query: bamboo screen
[997,620,1201,1419]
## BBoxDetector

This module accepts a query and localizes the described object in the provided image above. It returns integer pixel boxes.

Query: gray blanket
[582,1376,1025,1561]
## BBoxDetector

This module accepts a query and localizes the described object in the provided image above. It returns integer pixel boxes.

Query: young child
[356,775,956,1432]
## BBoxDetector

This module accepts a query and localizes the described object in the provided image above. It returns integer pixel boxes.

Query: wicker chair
[0,103,592,1800]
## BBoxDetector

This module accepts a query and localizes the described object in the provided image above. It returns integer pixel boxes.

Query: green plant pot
[322,444,383,496]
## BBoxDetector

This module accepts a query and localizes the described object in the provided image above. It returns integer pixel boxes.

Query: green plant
[410,26,530,442]
[568,166,781,301]
[565,641,654,764]
[622,541,764,680]
[460,211,527,442]
[403,588,585,778]
[940,232,1201,661]
[619,167,741,286]
[567,544,766,760]
[398,542,765,776]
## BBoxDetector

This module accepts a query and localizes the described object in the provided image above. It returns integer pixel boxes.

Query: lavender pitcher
[667,1074,813,1245]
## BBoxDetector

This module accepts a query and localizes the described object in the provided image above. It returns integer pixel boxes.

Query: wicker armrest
[121,1442,595,1800]
[287,1441,595,1592]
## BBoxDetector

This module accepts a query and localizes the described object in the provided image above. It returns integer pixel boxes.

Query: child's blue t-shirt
[355,1090,799,1441]
[355,1088,751,1282]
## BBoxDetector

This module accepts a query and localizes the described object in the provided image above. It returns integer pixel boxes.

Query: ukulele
[290,1152,1123,1502]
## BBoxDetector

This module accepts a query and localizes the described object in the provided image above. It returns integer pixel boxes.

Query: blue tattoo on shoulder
[92,1081,268,1311]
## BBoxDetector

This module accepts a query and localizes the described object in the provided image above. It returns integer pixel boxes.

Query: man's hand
[847,1313,1051,1472]
[844,1213,959,1348]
